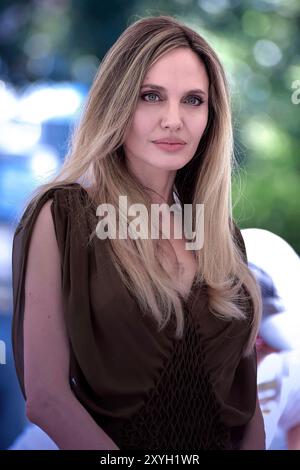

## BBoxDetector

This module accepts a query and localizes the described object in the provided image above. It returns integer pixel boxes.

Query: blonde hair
[23,15,261,356]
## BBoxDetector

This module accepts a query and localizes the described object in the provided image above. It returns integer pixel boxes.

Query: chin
[151,156,191,170]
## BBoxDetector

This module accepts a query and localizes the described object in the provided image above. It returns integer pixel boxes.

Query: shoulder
[13,183,96,272]
[15,183,91,237]
[16,183,79,226]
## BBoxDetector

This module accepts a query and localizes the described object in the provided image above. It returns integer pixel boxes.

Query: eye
[141,92,160,103]
[184,95,204,106]
[140,92,205,106]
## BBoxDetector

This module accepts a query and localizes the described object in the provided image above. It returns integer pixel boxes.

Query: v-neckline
[77,182,202,310]
[179,275,202,310]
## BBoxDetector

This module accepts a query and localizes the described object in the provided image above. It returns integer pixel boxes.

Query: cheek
[124,108,142,143]
[193,113,209,140]
[130,113,153,140]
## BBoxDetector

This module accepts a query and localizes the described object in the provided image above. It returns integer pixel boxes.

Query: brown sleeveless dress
[11,184,257,450]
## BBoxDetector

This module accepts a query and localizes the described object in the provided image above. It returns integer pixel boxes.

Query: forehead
[143,47,209,91]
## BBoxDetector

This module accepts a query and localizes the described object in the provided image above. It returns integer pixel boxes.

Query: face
[123,47,209,175]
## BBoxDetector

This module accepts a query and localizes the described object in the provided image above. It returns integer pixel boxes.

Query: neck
[126,160,177,206]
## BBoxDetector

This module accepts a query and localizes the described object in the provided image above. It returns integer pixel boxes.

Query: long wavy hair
[22,15,261,356]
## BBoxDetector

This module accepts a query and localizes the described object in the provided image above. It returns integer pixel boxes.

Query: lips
[153,141,186,152]
[153,138,186,145]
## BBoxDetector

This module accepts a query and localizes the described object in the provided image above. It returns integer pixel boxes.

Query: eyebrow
[141,83,207,96]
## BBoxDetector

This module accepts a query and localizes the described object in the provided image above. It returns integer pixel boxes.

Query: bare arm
[287,424,300,450]
[24,200,119,450]
[239,393,266,450]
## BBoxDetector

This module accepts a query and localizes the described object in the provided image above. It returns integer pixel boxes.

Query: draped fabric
[12,184,257,450]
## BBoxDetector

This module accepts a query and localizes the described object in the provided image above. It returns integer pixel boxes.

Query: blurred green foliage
[0,0,299,251]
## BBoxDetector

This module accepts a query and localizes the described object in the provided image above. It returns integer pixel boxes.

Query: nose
[160,101,183,130]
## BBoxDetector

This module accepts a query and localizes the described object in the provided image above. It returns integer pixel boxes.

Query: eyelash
[140,92,205,106]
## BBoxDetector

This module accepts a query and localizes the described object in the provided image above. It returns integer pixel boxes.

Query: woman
[12,15,265,450]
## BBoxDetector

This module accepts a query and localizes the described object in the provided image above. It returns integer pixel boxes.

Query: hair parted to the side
[22,15,261,356]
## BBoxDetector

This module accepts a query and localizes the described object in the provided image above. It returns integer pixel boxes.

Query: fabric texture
[12,183,257,450]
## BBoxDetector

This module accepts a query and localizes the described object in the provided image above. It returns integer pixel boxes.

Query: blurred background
[0,0,299,450]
